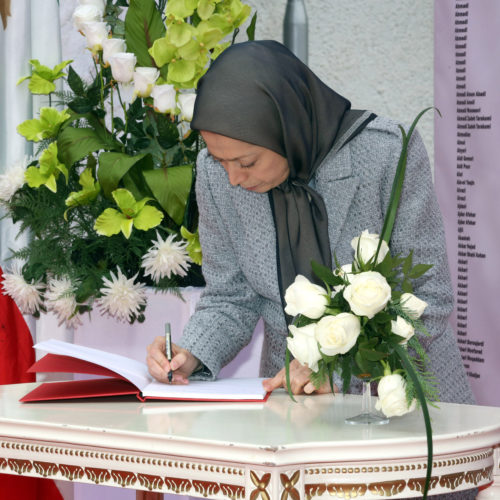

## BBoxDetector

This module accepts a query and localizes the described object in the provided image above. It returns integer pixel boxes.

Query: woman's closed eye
[240,161,255,169]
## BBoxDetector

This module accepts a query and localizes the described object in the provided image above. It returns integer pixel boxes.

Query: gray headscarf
[191,40,372,312]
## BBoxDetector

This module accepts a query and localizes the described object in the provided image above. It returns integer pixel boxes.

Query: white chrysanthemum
[45,276,82,328]
[141,233,192,283]
[1,262,43,314]
[97,267,147,322]
[0,157,29,202]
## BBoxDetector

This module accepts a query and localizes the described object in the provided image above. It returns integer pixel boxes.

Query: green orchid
[165,0,199,20]
[180,226,202,265]
[65,167,101,215]
[17,59,73,95]
[25,142,68,193]
[94,188,164,239]
[17,107,71,142]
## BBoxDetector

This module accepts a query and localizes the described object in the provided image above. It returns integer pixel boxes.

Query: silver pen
[165,322,172,383]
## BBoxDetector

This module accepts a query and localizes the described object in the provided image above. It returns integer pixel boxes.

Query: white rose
[287,324,322,372]
[133,67,160,98]
[284,275,328,319]
[109,52,137,83]
[315,313,361,356]
[351,230,390,265]
[391,316,414,343]
[151,84,177,114]
[401,292,428,319]
[177,121,191,139]
[375,374,417,417]
[178,93,197,121]
[82,22,108,52]
[73,5,102,31]
[343,271,391,319]
[78,0,105,15]
[102,38,126,65]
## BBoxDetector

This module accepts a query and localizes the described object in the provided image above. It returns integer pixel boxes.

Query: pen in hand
[165,322,172,383]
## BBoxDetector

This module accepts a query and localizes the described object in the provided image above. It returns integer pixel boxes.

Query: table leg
[136,491,163,500]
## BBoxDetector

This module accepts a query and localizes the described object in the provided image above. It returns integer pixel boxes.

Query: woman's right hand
[146,335,201,384]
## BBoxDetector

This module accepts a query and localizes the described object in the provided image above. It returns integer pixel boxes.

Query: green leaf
[394,343,433,499]
[156,115,180,149]
[246,11,257,40]
[284,347,297,402]
[409,263,433,279]
[402,250,413,275]
[97,152,147,198]
[377,107,435,254]
[57,127,110,167]
[143,165,193,225]
[401,278,413,293]
[125,0,166,67]
[94,208,133,238]
[122,154,154,200]
[341,354,352,394]
[67,66,85,96]
[358,347,388,361]
[133,204,164,231]
[311,260,343,286]
[28,73,56,95]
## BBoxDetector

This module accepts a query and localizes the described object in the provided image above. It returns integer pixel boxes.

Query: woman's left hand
[262,359,337,394]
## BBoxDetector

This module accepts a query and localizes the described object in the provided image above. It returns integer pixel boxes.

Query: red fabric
[0,266,64,500]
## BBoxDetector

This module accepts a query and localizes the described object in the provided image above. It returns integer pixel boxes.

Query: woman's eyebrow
[210,152,255,162]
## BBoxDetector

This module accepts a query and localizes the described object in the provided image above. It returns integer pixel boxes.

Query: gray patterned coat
[179,115,474,408]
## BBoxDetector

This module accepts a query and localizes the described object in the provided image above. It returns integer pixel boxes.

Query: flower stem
[99,63,104,108]
[115,84,128,136]
[110,83,115,135]
[361,380,372,414]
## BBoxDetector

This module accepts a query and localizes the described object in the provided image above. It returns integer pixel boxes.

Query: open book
[21,339,269,403]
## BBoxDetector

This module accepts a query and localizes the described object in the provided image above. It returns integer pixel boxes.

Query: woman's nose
[225,162,247,186]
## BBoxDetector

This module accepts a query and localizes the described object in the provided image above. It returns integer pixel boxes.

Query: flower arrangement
[0,0,254,326]
[284,108,437,499]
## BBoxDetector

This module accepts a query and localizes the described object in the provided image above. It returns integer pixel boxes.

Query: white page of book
[34,339,152,390]
[143,377,267,400]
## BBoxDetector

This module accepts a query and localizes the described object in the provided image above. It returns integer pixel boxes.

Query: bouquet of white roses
[0,0,254,326]
[283,108,438,499]
[284,230,435,417]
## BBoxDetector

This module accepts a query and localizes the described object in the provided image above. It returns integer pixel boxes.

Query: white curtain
[0,0,62,266]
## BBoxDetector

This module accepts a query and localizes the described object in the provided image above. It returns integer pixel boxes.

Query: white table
[0,383,499,499]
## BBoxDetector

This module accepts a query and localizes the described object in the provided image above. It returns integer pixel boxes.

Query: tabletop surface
[1,382,500,465]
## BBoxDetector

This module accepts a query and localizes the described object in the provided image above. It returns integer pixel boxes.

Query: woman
[148,41,476,499]
[147,40,473,404]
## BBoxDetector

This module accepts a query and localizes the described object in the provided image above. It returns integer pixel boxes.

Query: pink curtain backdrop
[434,0,500,407]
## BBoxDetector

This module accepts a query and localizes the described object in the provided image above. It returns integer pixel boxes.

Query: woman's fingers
[147,337,196,383]
[263,360,335,395]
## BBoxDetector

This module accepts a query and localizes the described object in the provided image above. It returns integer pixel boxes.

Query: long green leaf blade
[394,343,433,499]
[57,127,109,167]
[143,165,193,225]
[374,107,436,262]
[98,152,147,198]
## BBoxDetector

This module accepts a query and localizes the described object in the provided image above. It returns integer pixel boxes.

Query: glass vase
[345,380,389,425]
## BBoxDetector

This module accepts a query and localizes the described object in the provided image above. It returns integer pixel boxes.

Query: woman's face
[201,131,289,193]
